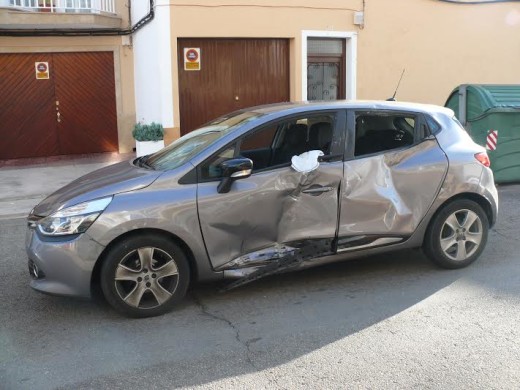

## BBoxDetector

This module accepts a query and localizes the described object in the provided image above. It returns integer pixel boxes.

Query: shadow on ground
[1,185,519,389]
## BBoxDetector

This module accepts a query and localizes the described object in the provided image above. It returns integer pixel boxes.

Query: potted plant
[132,122,165,157]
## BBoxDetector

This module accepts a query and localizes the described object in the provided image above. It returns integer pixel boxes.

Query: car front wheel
[424,199,489,269]
[100,234,190,318]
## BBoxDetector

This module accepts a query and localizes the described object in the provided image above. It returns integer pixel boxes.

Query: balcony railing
[7,0,116,14]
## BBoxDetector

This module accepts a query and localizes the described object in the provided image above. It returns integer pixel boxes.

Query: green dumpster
[445,84,520,183]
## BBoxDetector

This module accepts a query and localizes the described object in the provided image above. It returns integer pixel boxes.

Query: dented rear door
[338,110,449,250]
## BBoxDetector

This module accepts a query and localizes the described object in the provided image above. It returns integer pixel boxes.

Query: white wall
[132,0,173,127]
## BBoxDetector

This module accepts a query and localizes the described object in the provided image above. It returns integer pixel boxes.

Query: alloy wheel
[114,247,179,309]
[439,209,483,261]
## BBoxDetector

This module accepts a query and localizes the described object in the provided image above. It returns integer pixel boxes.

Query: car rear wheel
[424,199,489,269]
[100,234,190,318]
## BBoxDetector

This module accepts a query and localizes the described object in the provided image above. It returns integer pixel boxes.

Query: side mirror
[217,158,253,194]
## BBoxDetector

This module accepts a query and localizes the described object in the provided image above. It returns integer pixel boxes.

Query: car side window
[239,124,278,171]
[425,115,441,135]
[354,113,416,157]
[240,113,336,170]
[199,113,336,179]
[199,145,236,180]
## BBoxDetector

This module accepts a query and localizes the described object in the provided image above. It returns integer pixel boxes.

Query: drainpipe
[0,0,154,37]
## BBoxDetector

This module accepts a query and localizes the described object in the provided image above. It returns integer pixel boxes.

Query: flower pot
[135,140,164,157]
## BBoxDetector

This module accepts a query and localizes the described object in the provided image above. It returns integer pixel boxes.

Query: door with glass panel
[307,38,346,101]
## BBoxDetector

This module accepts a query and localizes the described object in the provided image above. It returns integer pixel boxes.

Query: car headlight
[37,196,113,236]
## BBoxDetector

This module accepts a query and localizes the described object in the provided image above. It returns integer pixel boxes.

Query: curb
[0,214,27,221]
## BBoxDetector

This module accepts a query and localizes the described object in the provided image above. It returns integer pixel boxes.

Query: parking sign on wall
[184,48,201,71]
[35,62,49,80]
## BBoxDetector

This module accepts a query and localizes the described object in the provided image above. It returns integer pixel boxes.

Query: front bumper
[25,226,105,298]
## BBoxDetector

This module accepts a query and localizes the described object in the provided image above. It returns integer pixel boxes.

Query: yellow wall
[168,0,360,133]
[3,0,519,153]
[167,0,520,139]
[359,0,520,103]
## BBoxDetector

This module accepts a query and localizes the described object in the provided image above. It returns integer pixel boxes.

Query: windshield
[144,111,262,170]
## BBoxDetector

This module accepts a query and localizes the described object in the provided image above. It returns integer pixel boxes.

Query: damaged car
[26,101,498,317]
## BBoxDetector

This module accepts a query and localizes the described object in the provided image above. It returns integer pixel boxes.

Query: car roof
[248,100,454,117]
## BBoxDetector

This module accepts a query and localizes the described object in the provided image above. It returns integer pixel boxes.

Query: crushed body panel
[198,162,343,270]
[339,139,449,238]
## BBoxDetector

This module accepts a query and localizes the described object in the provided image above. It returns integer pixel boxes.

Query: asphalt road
[1,186,520,390]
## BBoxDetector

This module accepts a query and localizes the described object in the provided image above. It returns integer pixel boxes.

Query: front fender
[86,186,221,282]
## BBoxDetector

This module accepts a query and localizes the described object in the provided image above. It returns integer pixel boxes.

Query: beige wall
[3,0,519,152]
[0,36,136,153]
[359,0,520,104]
[167,0,520,139]
[168,0,360,134]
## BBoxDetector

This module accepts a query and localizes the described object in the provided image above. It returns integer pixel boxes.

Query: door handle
[302,186,334,195]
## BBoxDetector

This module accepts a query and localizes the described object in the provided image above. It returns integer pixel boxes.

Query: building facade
[132,0,520,145]
[1,0,520,159]
[0,0,135,159]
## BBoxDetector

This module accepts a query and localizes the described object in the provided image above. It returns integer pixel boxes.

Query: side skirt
[220,235,408,291]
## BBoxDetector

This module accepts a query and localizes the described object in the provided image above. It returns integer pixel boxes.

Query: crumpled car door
[197,161,343,270]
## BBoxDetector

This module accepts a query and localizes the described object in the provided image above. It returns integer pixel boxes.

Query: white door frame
[301,30,357,101]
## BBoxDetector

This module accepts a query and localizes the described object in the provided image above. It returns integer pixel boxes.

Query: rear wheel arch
[429,192,494,230]
[90,228,198,298]
[423,196,489,268]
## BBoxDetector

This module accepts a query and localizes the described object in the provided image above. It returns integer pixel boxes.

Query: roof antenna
[387,69,405,101]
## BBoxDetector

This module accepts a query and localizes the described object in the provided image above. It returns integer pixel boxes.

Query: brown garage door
[178,38,290,135]
[0,52,118,160]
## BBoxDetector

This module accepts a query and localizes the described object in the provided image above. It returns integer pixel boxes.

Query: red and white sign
[35,62,50,80]
[184,48,201,71]
[486,129,498,151]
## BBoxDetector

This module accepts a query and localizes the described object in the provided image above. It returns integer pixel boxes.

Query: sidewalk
[0,152,134,219]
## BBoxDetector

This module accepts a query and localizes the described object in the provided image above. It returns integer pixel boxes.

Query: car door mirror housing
[217,158,253,193]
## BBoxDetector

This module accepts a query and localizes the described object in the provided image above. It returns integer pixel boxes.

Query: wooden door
[54,52,118,155]
[235,39,289,110]
[0,53,58,159]
[178,39,290,135]
[0,52,118,160]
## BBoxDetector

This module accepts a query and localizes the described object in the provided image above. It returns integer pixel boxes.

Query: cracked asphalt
[1,185,520,389]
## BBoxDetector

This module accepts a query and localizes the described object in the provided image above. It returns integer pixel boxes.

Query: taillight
[475,152,490,167]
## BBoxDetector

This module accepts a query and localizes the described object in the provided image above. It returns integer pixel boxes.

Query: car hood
[32,160,162,217]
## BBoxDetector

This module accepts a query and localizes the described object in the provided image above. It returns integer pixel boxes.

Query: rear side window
[425,115,442,135]
[354,113,415,157]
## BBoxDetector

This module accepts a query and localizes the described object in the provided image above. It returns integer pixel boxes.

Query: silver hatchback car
[26,101,498,317]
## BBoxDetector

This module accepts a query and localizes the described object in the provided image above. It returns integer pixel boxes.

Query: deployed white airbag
[291,150,324,173]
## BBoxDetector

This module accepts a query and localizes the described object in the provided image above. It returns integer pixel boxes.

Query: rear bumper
[25,227,105,298]
[480,167,499,227]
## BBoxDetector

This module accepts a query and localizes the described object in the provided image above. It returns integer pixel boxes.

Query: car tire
[100,233,190,318]
[424,199,489,269]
